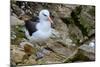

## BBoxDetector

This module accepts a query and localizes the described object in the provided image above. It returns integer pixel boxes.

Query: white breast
[29,21,52,42]
[31,29,52,41]
[36,21,51,32]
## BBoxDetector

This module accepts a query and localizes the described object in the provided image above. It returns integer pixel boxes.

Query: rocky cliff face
[10,1,95,66]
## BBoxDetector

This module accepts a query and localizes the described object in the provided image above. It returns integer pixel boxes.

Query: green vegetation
[64,50,90,63]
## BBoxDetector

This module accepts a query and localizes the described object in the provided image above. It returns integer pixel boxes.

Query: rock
[26,59,37,65]
[25,55,37,65]
[35,48,51,61]
[11,31,16,40]
[45,61,61,64]
[79,44,95,60]
[88,29,95,37]
[64,4,79,10]
[65,39,72,43]
[68,24,84,45]
[11,44,37,65]
[51,29,60,39]
[38,52,64,64]
[20,42,37,55]
[79,44,95,53]
[11,4,25,16]
[11,48,25,63]
[64,38,74,47]
[20,42,34,49]
[11,16,24,26]
[36,51,44,60]
[11,34,16,40]
[89,42,95,48]
[42,48,51,55]
[56,38,75,48]
[63,50,78,62]
[57,5,72,18]
[52,13,70,45]
[47,42,76,58]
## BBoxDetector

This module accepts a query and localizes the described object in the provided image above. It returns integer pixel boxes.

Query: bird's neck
[40,19,51,26]
[37,19,51,32]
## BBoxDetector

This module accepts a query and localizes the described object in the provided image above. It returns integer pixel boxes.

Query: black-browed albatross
[24,9,53,43]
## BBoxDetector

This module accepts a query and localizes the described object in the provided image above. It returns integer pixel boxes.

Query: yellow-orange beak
[48,16,53,24]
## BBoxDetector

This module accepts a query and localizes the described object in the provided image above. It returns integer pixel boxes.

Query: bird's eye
[43,13,47,16]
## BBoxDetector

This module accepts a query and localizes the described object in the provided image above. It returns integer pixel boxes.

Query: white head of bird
[39,9,53,24]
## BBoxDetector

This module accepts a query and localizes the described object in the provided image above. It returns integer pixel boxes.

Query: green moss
[80,14,94,36]
[87,6,95,17]
[37,59,46,65]
[11,25,25,45]
[64,50,90,63]
[61,17,73,25]
[61,5,95,46]
[71,6,89,37]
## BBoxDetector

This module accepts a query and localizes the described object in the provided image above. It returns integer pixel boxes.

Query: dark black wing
[31,16,40,22]
[25,17,39,36]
